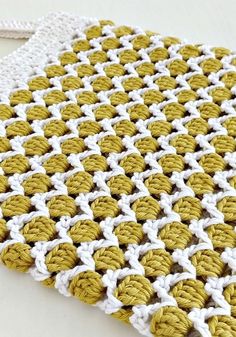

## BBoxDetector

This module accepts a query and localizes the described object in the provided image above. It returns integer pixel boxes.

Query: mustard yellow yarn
[0,18,236,337]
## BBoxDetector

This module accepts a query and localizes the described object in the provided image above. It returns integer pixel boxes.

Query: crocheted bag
[0,12,236,337]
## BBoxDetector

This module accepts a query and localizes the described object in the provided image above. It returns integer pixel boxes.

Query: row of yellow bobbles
[30,45,236,78]
[22,61,236,94]
[1,170,236,196]
[0,240,235,302]
[43,62,236,88]
[1,131,236,155]
[0,105,236,141]
[0,104,236,143]
[15,64,236,92]
[0,238,235,336]
[1,101,236,125]
[0,193,236,221]
[1,214,235,251]
[0,232,231,278]
[0,116,236,144]
[0,151,235,179]
[4,84,236,108]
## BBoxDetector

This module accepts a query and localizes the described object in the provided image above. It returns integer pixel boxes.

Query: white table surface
[0,0,236,336]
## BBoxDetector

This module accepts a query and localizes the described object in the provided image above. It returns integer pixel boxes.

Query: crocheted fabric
[0,12,236,337]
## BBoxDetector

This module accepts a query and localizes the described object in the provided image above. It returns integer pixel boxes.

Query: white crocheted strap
[0,19,38,39]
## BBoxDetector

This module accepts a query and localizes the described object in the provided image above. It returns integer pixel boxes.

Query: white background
[0,1,236,336]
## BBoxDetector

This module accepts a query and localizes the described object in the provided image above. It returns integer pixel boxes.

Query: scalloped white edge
[0,12,99,96]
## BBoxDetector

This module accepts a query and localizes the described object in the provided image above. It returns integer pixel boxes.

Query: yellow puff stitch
[0,14,236,337]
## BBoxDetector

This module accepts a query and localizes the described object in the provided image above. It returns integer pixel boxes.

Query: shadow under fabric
[0,11,236,337]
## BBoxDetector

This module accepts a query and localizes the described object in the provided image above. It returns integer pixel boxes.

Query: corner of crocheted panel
[0,12,99,96]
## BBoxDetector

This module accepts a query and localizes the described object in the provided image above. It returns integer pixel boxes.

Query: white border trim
[0,12,99,96]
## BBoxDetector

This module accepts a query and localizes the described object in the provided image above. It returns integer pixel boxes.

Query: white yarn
[0,12,235,337]
[0,19,37,39]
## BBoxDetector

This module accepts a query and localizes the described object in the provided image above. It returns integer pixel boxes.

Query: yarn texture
[0,11,236,337]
